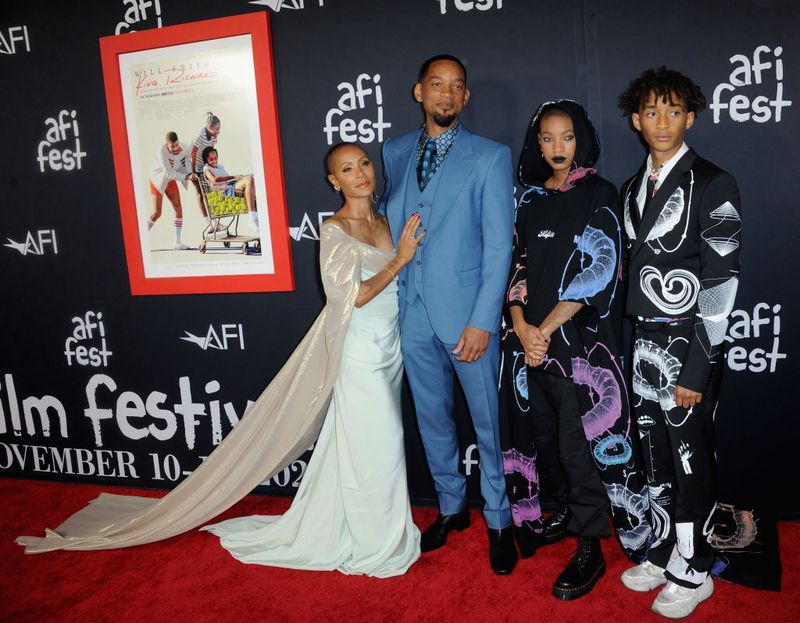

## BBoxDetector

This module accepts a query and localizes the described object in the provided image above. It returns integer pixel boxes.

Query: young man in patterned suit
[618,67,742,619]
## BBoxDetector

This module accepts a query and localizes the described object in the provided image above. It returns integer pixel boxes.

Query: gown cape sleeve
[16,224,361,553]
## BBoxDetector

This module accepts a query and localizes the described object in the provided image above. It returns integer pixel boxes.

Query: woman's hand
[509,306,550,366]
[396,213,425,266]
[514,320,550,366]
[354,215,425,309]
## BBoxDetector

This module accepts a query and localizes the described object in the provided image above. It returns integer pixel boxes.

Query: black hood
[518,99,601,188]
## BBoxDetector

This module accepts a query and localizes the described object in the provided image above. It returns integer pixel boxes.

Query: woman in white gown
[203,143,424,576]
[17,143,424,578]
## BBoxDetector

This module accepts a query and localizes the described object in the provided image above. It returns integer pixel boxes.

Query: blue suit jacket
[380,125,515,344]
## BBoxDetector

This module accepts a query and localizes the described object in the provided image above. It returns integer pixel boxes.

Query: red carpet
[2,478,798,623]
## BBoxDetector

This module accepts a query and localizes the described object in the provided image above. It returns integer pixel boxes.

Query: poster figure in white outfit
[146,131,198,250]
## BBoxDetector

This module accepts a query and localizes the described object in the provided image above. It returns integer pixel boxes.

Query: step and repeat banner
[1,0,797,516]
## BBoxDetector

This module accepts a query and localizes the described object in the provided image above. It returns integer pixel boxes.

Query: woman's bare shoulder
[321,213,352,237]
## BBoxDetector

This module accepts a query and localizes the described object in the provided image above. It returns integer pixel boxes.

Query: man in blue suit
[380,55,517,575]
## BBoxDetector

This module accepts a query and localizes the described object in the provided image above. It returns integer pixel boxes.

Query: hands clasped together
[514,320,551,367]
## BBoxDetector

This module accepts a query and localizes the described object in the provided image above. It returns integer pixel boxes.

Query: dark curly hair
[618,66,707,116]
[201,145,218,165]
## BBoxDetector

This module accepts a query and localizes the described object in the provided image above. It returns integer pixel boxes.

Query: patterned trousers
[632,324,723,588]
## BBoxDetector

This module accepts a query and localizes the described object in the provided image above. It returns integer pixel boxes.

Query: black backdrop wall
[2,0,798,516]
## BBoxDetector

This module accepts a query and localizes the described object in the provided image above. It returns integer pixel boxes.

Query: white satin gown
[202,234,421,577]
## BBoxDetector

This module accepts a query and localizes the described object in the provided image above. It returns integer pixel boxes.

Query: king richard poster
[120,34,271,278]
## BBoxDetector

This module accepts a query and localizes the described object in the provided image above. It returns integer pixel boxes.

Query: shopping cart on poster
[197,176,261,255]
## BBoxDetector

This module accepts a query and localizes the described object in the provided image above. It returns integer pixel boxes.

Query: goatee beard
[432,111,458,129]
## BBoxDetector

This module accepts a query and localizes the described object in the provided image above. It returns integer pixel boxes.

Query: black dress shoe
[542,504,572,545]
[420,507,470,553]
[488,526,518,575]
[552,536,605,601]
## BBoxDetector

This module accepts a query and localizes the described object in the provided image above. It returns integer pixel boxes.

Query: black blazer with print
[622,148,742,393]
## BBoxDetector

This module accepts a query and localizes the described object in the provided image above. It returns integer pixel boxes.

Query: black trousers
[528,370,611,538]
[632,324,722,588]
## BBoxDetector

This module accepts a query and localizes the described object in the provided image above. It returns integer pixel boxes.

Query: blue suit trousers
[401,296,511,530]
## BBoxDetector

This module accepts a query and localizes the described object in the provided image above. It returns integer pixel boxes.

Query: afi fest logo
[438,0,503,14]
[37,110,86,173]
[0,25,31,54]
[249,0,325,11]
[181,324,245,350]
[291,211,334,242]
[64,311,112,368]
[115,0,163,34]
[4,230,58,256]
[324,73,391,145]
[710,44,792,123]
[725,302,787,373]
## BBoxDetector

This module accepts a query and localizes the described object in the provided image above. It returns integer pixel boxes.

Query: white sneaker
[173,242,190,250]
[651,577,713,619]
[621,560,667,592]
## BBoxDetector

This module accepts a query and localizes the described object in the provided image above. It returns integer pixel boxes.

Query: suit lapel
[389,133,421,241]
[626,167,646,232]
[630,150,697,257]
[426,126,476,234]
[397,136,418,213]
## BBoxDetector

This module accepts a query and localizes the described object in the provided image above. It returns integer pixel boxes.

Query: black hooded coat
[498,100,651,560]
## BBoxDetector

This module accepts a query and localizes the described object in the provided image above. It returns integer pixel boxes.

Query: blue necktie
[417,138,437,191]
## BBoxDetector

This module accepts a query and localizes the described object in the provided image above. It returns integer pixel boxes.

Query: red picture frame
[99,13,294,295]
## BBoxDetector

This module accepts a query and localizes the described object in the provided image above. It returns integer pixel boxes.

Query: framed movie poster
[99,12,294,295]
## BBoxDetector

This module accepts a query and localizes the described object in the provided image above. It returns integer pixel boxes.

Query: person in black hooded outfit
[499,100,651,600]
